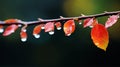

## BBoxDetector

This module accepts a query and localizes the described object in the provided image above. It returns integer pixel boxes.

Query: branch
[0,11,120,25]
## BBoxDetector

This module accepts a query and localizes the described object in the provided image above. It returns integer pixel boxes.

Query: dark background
[0,0,120,67]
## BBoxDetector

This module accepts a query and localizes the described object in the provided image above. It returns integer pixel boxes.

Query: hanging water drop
[41,27,45,29]
[89,26,93,28]
[57,27,61,30]
[33,34,40,38]
[79,22,82,25]
[18,24,22,27]
[0,28,4,33]
[49,31,54,35]
[66,34,71,36]
[21,38,27,42]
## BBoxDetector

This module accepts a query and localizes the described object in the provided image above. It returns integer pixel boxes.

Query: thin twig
[0,11,120,25]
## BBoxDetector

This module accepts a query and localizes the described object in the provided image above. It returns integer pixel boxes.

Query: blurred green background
[0,0,120,66]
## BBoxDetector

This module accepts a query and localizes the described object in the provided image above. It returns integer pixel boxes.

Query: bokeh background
[0,0,120,67]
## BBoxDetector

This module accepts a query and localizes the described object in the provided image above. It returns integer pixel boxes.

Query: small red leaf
[3,24,18,36]
[45,22,54,32]
[20,29,27,42]
[63,20,75,36]
[4,19,18,23]
[83,18,94,28]
[91,24,109,51]
[33,25,41,38]
[105,15,119,28]
[90,19,98,28]
[55,22,61,30]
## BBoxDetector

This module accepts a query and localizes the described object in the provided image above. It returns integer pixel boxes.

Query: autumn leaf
[63,20,75,36]
[3,24,18,36]
[83,18,94,28]
[20,29,27,42]
[45,22,54,32]
[105,15,119,28]
[91,24,109,51]
[33,25,41,38]
[4,19,18,23]
[90,19,98,28]
[55,22,62,30]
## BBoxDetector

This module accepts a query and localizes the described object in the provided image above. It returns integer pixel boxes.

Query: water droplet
[33,34,40,38]
[57,27,61,30]
[21,38,27,42]
[79,22,82,25]
[89,26,93,28]
[18,24,22,27]
[41,27,45,29]
[0,28,4,33]
[49,31,54,35]
[22,29,26,32]
[66,34,71,36]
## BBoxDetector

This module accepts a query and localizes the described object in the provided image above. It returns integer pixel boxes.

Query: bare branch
[0,11,120,25]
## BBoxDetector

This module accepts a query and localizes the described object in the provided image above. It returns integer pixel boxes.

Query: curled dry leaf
[33,25,41,38]
[45,22,54,32]
[55,22,62,30]
[3,24,18,36]
[20,29,27,42]
[105,15,119,28]
[83,18,94,28]
[63,20,75,36]
[91,24,109,51]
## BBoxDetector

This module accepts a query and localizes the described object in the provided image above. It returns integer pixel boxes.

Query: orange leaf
[3,24,18,36]
[45,22,54,32]
[63,20,75,36]
[4,19,18,23]
[20,29,27,42]
[33,25,41,38]
[91,24,109,51]
[105,15,119,28]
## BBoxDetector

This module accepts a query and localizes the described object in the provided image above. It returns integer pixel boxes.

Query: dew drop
[66,34,71,36]
[18,24,22,27]
[41,27,45,29]
[33,34,40,38]
[0,28,4,33]
[23,29,27,32]
[89,26,93,28]
[57,27,61,30]
[21,38,27,42]
[79,22,82,25]
[49,31,54,35]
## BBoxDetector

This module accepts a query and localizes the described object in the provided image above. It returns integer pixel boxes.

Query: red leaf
[91,24,109,51]
[4,19,18,23]
[33,25,41,38]
[83,18,94,28]
[63,20,75,36]
[45,22,54,32]
[3,24,18,36]
[20,29,27,42]
[105,15,119,28]
[90,19,98,28]
[55,22,61,30]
